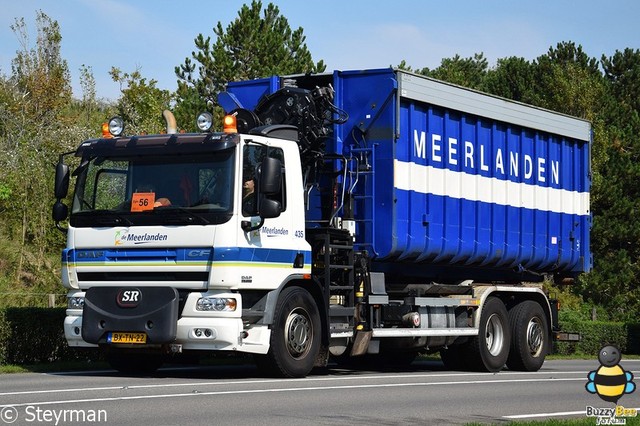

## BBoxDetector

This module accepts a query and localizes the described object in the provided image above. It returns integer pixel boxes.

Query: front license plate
[107,332,147,344]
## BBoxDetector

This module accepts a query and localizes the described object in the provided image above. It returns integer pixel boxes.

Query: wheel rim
[284,307,312,359]
[485,313,505,356]
[526,317,544,357]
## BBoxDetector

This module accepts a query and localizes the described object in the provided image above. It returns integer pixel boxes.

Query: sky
[1,0,639,102]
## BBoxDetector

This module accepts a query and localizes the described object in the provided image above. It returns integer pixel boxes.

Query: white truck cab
[56,121,318,375]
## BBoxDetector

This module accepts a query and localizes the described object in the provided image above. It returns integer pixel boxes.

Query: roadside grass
[0,353,255,374]
[547,353,640,360]
[0,360,110,374]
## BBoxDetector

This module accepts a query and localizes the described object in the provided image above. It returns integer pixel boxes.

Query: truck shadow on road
[48,358,449,380]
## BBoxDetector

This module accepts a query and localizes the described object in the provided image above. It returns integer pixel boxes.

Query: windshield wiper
[96,216,134,226]
[75,209,133,226]
[155,207,211,225]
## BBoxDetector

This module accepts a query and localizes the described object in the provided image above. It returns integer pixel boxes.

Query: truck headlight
[196,112,213,132]
[68,296,85,309]
[196,297,237,312]
[108,116,124,137]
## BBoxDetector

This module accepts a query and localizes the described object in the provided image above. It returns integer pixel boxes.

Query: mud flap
[350,330,372,356]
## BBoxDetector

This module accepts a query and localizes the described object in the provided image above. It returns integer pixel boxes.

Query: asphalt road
[0,359,639,425]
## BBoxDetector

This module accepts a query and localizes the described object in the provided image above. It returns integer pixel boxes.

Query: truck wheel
[506,301,548,371]
[106,351,164,375]
[257,286,321,378]
[467,297,510,372]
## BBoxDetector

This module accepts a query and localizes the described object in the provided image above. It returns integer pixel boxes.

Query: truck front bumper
[64,290,271,354]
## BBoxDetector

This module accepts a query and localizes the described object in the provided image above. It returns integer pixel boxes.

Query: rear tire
[506,301,548,371]
[255,287,321,378]
[467,297,510,372]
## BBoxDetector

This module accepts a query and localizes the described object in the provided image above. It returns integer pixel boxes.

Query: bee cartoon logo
[586,345,635,403]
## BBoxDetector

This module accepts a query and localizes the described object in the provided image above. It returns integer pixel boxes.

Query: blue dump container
[225,68,591,282]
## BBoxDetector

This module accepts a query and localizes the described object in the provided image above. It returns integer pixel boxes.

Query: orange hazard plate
[107,332,147,344]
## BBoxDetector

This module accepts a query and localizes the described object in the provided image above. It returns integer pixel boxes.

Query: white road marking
[504,410,588,419]
[0,377,586,408]
[0,369,595,398]
[504,407,640,420]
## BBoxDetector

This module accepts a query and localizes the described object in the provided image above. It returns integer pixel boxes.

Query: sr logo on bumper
[117,288,141,308]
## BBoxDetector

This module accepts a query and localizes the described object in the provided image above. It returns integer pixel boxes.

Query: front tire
[467,297,510,372]
[256,287,321,378]
[506,301,549,371]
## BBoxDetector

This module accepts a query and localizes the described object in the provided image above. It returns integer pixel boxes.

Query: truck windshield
[70,151,235,227]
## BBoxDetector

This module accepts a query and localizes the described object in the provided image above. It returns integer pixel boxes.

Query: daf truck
[53,68,590,377]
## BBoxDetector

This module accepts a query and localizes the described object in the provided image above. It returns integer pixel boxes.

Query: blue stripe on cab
[66,247,311,266]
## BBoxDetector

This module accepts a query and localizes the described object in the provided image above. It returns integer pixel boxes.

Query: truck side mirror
[52,200,68,222]
[260,157,282,194]
[259,198,281,219]
[240,156,283,232]
[257,156,283,220]
[55,160,70,199]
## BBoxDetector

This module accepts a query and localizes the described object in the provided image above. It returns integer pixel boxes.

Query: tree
[428,53,488,89]
[78,64,97,123]
[575,49,640,320]
[9,12,71,120]
[110,67,172,135]
[399,53,488,90]
[174,0,325,130]
[0,11,76,290]
[482,56,537,103]
[531,42,604,119]
[172,84,207,134]
[602,48,640,115]
[397,59,430,76]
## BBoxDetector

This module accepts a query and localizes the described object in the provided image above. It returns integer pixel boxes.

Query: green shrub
[556,314,638,356]
[0,307,99,365]
[0,310,9,364]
